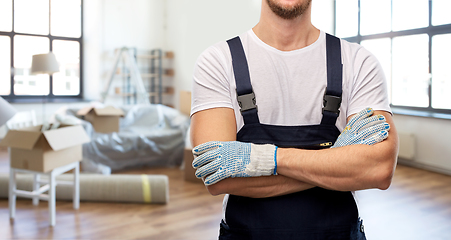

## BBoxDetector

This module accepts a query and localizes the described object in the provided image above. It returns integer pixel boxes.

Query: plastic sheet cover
[59,104,190,172]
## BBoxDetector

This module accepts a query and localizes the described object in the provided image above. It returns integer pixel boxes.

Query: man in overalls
[190,0,399,239]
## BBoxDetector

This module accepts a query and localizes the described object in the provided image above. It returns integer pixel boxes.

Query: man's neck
[253,2,319,51]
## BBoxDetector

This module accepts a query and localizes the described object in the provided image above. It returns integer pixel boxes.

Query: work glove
[192,141,277,186]
[332,107,390,148]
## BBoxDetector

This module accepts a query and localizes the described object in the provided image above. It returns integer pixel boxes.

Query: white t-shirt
[191,30,391,132]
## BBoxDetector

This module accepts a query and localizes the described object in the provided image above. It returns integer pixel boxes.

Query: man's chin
[266,0,312,20]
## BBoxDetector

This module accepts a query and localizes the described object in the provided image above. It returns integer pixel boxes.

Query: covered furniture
[60,104,190,173]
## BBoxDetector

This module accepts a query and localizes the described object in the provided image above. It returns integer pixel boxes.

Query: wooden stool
[9,162,80,226]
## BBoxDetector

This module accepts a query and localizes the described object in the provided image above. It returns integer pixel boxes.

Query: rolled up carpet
[0,173,169,204]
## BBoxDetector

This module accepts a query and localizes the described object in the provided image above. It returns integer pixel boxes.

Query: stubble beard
[266,0,312,20]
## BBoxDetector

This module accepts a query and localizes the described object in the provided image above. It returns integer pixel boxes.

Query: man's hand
[192,141,277,186]
[332,107,390,148]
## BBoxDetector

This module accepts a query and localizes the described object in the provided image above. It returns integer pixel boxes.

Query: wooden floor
[0,147,450,240]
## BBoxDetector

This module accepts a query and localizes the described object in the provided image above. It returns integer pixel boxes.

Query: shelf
[136,51,174,60]
[148,86,174,95]
[106,48,174,105]
[108,92,173,98]
[115,71,173,78]
[141,73,158,78]
[141,70,174,78]
[136,55,159,59]
[147,92,174,97]
[108,93,136,97]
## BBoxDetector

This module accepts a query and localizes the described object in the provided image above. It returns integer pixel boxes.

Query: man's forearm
[206,175,315,198]
[277,111,398,192]
[206,139,396,197]
[277,140,398,191]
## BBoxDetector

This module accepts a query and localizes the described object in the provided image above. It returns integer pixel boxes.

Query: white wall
[83,0,167,101]
[394,114,451,174]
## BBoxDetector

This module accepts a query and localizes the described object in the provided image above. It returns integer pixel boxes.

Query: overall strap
[227,36,260,124]
[321,34,343,125]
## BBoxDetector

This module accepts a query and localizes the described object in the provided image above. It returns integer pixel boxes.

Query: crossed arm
[190,107,399,198]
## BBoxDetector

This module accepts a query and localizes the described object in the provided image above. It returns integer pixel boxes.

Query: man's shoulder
[196,31,252,66]
[195,40,231,69]
[201,41,229,58]
[338,37,377,65]
[339,37,364,55]
[207,31,252,55]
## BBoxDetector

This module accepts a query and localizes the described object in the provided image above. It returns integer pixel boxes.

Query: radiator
[398,132,416,160]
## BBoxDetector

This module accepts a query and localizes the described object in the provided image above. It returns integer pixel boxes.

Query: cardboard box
[184,148,202,183]
[165,51,174,59]
[0,124,90,172]
[179,91,191,116]
[77,106,124,133]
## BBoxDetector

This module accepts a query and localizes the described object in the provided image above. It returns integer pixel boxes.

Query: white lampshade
[31,52,60,74]
[0,97,17,126]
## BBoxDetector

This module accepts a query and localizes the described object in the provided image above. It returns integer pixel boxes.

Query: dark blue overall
[219,34,366,240]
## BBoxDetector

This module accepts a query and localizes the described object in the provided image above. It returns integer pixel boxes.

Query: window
[0,0,82,101]
[335,0,451,115]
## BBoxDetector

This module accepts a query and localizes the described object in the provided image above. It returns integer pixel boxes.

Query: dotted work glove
[192,141,277,186]
[332,107,390,148]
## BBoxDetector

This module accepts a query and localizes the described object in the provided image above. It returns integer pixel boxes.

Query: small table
[9,161,80,226]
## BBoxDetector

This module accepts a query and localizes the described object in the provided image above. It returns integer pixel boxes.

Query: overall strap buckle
[323,93,341,115]
[237,92,258,112]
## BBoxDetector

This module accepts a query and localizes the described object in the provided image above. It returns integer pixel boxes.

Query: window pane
[432,0,451,26]
[392,34,429,107]
[392,0,429,31]
[360,0,391,35]
[51,0,81,38]
[335,0,358,38]
[360,38,392,102]
[432,34,451,109]
[53,40,80,96]
[14,0,49,35]
[0,36,11,95]
[0,0,12,32]
[13,35,49,95]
